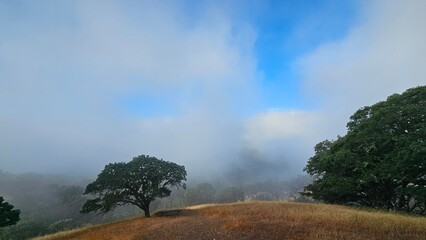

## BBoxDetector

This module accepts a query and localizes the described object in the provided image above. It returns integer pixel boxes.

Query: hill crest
[33,201,426,240]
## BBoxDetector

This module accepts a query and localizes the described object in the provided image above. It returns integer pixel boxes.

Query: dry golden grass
[33,201,426,240]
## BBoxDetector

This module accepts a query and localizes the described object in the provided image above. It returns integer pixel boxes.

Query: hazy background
[1,0,425,182]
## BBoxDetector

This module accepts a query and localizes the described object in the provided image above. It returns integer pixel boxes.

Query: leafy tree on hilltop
[81,155,187,217]
[303,86,426,214]
[0,196,20,228]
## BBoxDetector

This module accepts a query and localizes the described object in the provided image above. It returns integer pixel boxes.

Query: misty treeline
[0,170,136,240]
[0,169,311,239]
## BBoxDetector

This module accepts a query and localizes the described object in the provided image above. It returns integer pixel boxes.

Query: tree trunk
[142,204,150,217]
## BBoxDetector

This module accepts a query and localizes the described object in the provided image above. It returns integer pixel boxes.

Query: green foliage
[0,216,48,240]
[0,170,157,239]
[0,196,20,228]
[0,171,88,239]
[81,155,187,217]
[214,187,244,203]
[304,86,426,214]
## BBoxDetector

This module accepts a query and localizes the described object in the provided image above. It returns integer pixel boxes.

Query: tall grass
[201,202,426,239]
[33,201,426,240]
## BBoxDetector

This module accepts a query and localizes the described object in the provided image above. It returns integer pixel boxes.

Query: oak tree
[81,155,186,217]
[304,86,426,214]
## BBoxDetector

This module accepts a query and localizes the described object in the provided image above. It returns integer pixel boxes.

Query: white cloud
[241,0,426,177]
[298,0,426,132]
[1,0,425,182]
[242,110,325,176]
[244,110,321,143]
[0,1,257,178]
[0,1,256,94]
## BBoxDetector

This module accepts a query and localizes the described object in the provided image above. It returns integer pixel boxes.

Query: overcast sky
[1,0,425,182]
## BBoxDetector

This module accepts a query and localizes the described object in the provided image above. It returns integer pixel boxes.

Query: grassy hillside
[33,201,426,240]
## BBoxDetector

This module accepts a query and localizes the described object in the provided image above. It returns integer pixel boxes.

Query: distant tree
[81,155,187,217]
[215,187,244,203]
[52,185,90,221]
[184,183,216,206]
[0,216,48,240]
[303,86,426,214]
[0,196,20,228]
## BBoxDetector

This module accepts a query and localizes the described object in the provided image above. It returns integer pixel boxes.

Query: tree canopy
[303,86,426,214]
[81,155,187,217]
[0,196,20,228]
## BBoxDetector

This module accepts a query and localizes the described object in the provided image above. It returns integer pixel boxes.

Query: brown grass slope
[33,201,426,240]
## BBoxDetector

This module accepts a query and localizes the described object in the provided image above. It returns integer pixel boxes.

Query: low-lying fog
[1,0,425,183]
